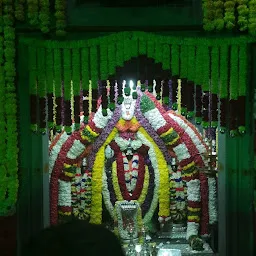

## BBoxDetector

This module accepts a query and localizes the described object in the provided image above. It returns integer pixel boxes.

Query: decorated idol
[49,80,217,250]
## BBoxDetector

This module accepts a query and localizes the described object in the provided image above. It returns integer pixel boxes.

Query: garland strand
[63,48,72,134]
[15,0,25,21]
[1,0,19,215]
[27,0,38,25]
[55,0,66,36]
[202,0,215,31]
[39,0,50,33]
[29,47,38,132]
[37,48,47,134]
[248,0,256,35]
[53,48,63,132]
[237,0,249,31]
[214,0,225,31]
[72,49,81,130]
[224,0,236,30]
[46,48,54,129]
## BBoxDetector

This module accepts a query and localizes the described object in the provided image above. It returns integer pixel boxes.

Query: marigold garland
[138,127,170,218]
[90,128,118,224]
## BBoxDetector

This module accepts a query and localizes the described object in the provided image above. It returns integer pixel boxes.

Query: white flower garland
[114,135,142,152]
[187,179,201,202]
[136,131,160,224]
[186,222,200,240]
[92,105,113,129]
[105,145,114,159]
[67,139,86,159]
[58,179,72,206]
[49,132,69,180]
[173,143,191,162]
[208,177,217,224]
[143,108,167,131]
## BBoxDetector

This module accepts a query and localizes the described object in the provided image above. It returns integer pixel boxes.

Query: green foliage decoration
[39,0,50,33]
[14,0,25,21]
[27,0,39,25]
[55,0,66,36]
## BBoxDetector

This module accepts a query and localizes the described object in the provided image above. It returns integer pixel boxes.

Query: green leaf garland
[108,43,116,76]
[27,0,39,25]
[214,0,225,31]
[72,49,81,96]
[39,0,50,33]
[139,39,147,55]
[224,0,236,30]
[180,44,188,79]
[37,47,47,133]
[154,43,163,64]
[211,46,219,94]
[46,48,54,129]
[100,44,108,80]
[147,40,155,59]
[230,45,239,100]
[81,48,89,91]
[1,0,18,215]
[202,0,215,31]
[238,44,247,96]
[124,38,131,62]
[219,45,229,98]
[237,0,249,31]
[162,44,170,71]
[55,0,66,36]
[248,0,256,35]
[116,40,124,67]
[187,45,196,82]
[171,44,180,77]
[90,46,98,90]
[15,0,25,21]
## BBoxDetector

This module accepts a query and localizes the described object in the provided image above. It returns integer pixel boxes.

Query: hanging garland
[90,46,98,90]
[202,0,215,31]
[248,0,256,35]
[81,48,89,123]
[15,0,25,21]
[100,44,108,80]
[37,47,47,134]
[229,45,239,137]
[224,0,236,30]
[237,44,247,134]
[39,0,50,33]
[55,0,66,36]
[29,47,38,132]
[214,0,225,31]
[237,0,249,31]
[27,0,39,25]
[1,0,19,215]
[108,43,116,76]
[180,45,188,116]
[219,45,229,133]
[211,46,219,128]
[46,48,54,129]
[53,48,63,132]
[0,8,6,207]
[72,48,81,130]
[63,49,72,134]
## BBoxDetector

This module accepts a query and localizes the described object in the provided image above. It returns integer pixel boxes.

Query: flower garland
[208,177,217,224]
[1,0,19,215]
[214,0,225,31]
[137,127,170,218]
[55,0,66,36]
[27,0,39,25]
[237,0,249,31]
[202,0,215,31]
[39,0,50,33]
[248,0,256,35]
[15,0,25,21]
[90,128,118,224]
[224,0,236,30]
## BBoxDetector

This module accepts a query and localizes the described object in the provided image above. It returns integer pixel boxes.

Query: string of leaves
[55,0,66,36]
[15,0,25,21]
